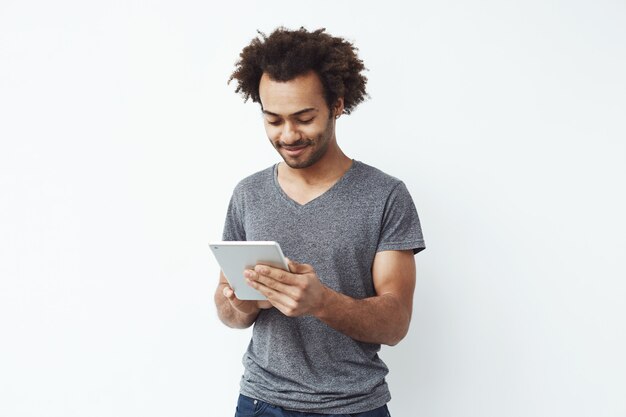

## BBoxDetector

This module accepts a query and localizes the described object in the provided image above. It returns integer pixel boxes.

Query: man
[214,27,425,416]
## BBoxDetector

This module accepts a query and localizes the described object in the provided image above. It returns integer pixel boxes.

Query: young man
[214,27,425,416]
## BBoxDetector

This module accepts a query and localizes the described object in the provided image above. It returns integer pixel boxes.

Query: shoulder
[351,160,405,194]
[232,165,275,195]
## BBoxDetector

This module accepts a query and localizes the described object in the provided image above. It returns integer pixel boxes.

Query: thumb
[222,285,235,299]
[286,258,310,274]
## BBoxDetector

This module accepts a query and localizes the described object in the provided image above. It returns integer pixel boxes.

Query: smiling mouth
[281,144,308,157]
[278,139,312,155]
[278,139,311,149]
[282,144,308,151]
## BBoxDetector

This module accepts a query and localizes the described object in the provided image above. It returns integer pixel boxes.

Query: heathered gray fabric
[222,160,425,414]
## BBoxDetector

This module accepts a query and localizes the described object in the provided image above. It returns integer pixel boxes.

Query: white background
[1,1,625,416]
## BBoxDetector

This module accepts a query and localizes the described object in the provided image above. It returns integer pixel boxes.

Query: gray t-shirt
[222,160,425,414]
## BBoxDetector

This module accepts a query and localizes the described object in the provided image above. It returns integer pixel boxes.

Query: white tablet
[209,241,289,300]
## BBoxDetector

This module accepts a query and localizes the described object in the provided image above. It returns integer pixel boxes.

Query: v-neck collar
[272,159,358,209]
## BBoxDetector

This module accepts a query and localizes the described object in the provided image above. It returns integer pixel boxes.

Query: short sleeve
[377,182,426,254]
[221,187,246,241]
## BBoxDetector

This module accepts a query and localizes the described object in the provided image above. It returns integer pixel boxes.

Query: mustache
[276,139,313,148]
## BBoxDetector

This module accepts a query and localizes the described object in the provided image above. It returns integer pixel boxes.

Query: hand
[244,258,328,317]
[222,284,272,315]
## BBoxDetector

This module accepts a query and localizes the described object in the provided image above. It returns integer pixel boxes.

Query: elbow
[383,318,410,346]
[374,292,413,346]
[384,328,408,346]
[385,339,400,347]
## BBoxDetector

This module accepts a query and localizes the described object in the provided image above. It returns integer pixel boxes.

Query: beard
[274,116,334,169]
[279,138,329,169]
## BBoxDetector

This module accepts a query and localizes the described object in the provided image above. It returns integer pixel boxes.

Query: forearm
[214,283,259,329]
[314,287,411,346]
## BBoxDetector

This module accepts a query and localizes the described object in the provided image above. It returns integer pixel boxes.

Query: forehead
[259,71,328,115]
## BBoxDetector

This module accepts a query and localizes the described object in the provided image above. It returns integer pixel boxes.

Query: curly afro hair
[228,27,368,115]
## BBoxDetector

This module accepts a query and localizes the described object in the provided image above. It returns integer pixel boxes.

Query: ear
[333,97,345,119]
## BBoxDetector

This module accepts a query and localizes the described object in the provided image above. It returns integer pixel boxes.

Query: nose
[280,121,301,144]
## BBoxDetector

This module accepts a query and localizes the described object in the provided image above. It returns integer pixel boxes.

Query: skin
[214,70,416,345]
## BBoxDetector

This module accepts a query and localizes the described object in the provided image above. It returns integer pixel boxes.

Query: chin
[281,145,329,169]
[278,150,313,169]
[282,158,314,169]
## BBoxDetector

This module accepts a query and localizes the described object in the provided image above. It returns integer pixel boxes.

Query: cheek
[305,123,328,139]
[315,121,333,140]
[264,125,280,141]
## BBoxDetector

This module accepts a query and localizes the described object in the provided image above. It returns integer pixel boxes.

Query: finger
[284,257,303,273]
[284,257,294,273]
[256,300,273,309]
[254,264,298,285]
[248,273,300,300]
[222,284,247,307]
[249,279,298,316]
[287,259,313,274]
[222,285,234,299]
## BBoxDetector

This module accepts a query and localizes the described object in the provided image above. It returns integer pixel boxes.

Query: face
[258,71,342,169]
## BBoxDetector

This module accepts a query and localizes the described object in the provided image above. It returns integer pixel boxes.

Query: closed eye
[267,118,313,126]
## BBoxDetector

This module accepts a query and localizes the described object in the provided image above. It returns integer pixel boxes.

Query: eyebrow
[262,107,317,117]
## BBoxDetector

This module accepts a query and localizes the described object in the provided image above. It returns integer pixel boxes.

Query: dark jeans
[235,394,391,417]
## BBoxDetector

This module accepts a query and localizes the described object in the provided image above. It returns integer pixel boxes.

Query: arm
[245,250,416,345]
[316,250,415,345]
[214,271,272,329]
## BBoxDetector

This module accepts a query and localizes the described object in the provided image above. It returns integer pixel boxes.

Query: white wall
[1,1,625,416]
